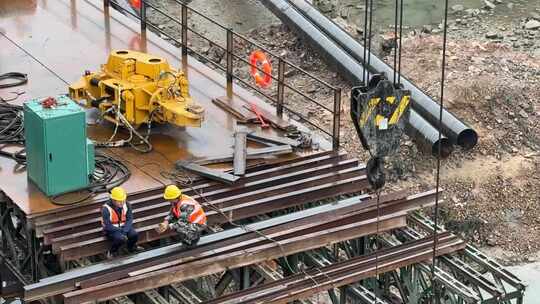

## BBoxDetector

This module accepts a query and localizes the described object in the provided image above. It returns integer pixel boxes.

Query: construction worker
[156,185,207,246]
[101,187,139,257]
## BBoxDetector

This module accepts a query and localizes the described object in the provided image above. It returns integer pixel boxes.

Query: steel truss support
[135,289,169,304]
[0,254,25,299]
[168,282,204,304]
[384,230,482,303]
[302,228,505,304]
[0,193,46,302]
[304,250,389,304]
[170,216,313,302]
[408,213,526,304]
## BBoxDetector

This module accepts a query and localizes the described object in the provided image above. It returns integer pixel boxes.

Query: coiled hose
[0,102,26,165]
[0,72,28,89]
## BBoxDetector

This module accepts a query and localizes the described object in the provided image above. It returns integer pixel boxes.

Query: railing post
[226,28,233,98]
[103,0,110,17]
[140,0,146,32]
[276,59,285,118]
[181,4,188,68]
[332,88,341,151]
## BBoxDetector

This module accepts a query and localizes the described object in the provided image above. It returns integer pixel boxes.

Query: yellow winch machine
[69,50,204,129]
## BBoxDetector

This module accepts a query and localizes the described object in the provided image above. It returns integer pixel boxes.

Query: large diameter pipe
[408,111,453,158]
[261,0,365,86]
[287,0,477,150]
[259,0,453,157]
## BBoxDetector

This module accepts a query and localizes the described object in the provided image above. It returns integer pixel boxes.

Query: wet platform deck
[0,0,324,217]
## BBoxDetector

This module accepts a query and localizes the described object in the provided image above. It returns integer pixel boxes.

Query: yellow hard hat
[110,187,127,202]
[164,185,181,200]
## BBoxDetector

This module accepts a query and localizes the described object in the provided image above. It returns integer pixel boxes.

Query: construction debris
[243,104,294,131]
[195,145,293,165]
[247,131,302,148]
[176,161,240,184]
[212,96,256,123]
[247,145,293,158]
[285,129,314,149]
[249,103,270,128]
[233,127,248,176]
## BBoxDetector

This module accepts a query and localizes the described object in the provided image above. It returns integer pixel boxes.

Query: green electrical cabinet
[24,96,94,196]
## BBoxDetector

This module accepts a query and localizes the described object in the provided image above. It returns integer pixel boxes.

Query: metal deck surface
[0,0,320,216]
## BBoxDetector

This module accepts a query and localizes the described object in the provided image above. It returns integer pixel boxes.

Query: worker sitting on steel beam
[156,185,207,246]
[101,187,139,258]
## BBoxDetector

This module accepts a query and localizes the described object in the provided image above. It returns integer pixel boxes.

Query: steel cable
[398,0,403,84]
[1,32,69,86]
[392,0,399,85]
[362,0,369,84]
[374,189,381,302]
[366,0,374,82]
[362,1,382,300]
[430,0,451,301]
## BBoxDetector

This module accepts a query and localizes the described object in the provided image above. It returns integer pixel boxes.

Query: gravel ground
[148,0,540,264]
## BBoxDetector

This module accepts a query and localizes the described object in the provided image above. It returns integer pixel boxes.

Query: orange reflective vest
[102,203,127,227]
[171,196,207,225]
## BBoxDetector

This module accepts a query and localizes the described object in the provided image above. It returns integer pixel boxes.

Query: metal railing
[104,0,341,150]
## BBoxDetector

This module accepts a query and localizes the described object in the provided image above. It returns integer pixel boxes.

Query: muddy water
[508,262,540,303]
[186,0,278,41]
[337,0,538,28]
[187,0,539,38]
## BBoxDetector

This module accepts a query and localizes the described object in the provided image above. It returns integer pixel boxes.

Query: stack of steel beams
[202,232,465,304]
[31,152,367,262]
[25,189,439,302]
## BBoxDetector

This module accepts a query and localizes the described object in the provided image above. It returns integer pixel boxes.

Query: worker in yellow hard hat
[101,187,140,258]
[156,185,207,246]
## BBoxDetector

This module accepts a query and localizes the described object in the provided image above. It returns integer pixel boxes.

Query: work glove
[156,221,168,234]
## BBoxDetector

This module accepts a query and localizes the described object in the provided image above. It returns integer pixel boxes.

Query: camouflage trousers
[171,221,205,246]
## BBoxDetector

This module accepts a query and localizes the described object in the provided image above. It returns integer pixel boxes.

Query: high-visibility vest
[102,203,127,227]
[171,195,207,225]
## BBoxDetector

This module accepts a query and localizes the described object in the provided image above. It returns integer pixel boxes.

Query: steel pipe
[408,110,453,158]
[258,0,454,157]
[285,0,477,150]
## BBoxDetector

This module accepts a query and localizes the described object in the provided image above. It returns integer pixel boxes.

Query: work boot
[106,251,115,260]
[182,236,200,248]
[128,245,144,253]
[191,236,200,246]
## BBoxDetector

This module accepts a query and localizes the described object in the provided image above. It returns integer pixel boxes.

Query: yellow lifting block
[69,50,204,128]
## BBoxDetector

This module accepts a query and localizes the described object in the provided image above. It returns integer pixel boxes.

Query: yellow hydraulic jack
[69,50,204,129]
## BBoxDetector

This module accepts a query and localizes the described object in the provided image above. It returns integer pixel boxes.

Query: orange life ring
[130,0,141,9]
[249,50,272,88]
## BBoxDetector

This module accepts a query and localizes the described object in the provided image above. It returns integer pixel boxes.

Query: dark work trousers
[105,228,138,253]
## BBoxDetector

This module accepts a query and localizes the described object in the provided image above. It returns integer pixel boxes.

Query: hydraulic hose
[0,72,28,89]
